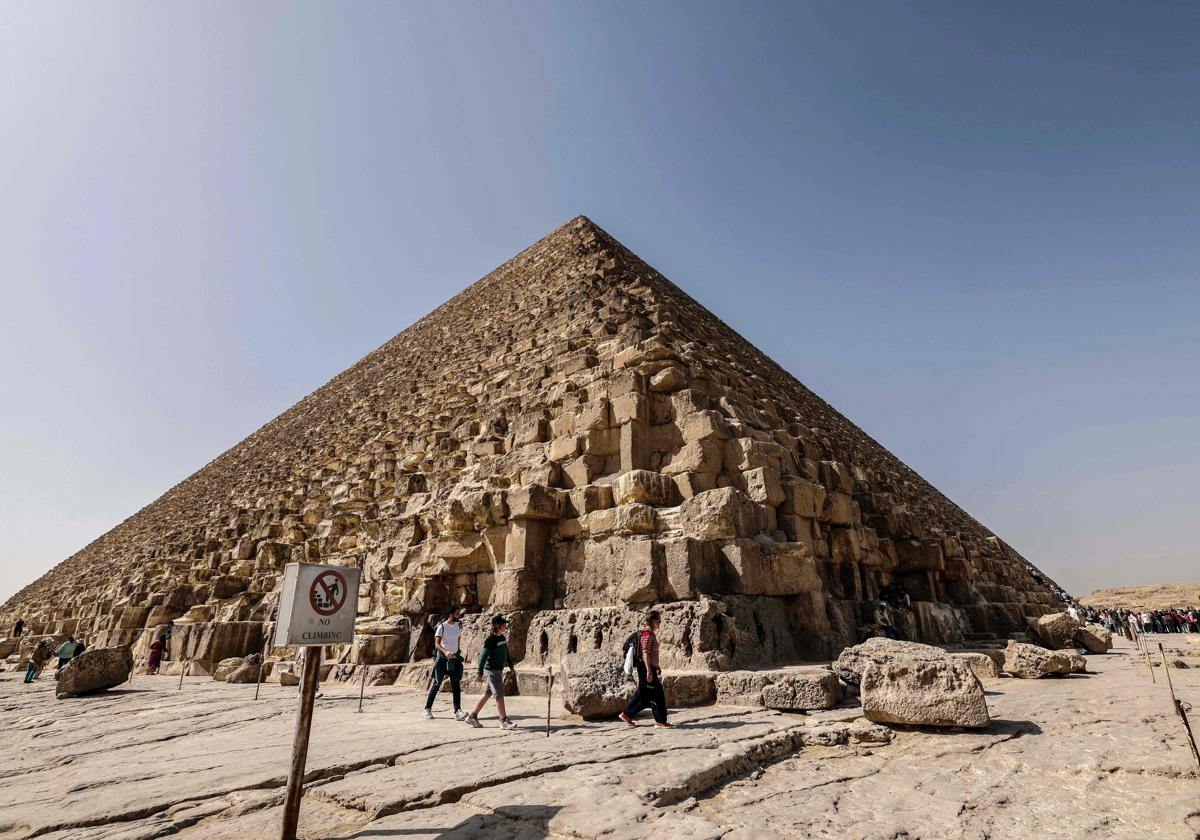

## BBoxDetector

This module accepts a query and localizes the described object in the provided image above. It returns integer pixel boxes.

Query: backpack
[622,631,643,676]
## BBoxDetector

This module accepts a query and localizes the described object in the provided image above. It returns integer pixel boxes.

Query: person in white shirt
[424,608,466,720]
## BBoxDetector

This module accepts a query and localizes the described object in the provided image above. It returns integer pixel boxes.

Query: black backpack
[622,631,644,664]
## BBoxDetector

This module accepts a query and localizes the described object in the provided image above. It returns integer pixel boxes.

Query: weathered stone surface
[833,637,949,687]
[761,668,843,711]
[951,651,1002,681]
[226,653,265,683]
[55,646,133,699]
[1073,624,1113,654]
[561,650,630,719]
[0,216,1066,677]
[860,658,990,728]
[1056,649,1087,674]
[1002,640,1074,678]
[211,657,244,681]
[1032,612,1081,650]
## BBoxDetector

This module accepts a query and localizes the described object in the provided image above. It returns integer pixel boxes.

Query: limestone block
[513,416,549,445]
[818,461,855,494]
[55,646,133,699]
[547,435,579,462]
[578,399,611,431]
[562,455,604,488]
[898,540,945,572]
[860,659,989,728]
[719,540,764,595]
[659,672,716,707]
[661,537,720,600]
[760,542,821,595]
[226,654,266,683]
[617,540,662,604]
[678,410,727,443]
[611,393,648,425]
[580,503,657,536]
[761,668,843,711]
[561,650,631,719]
[679,487,762,540]
[351,632,409,665]
[743,467,785,507]
[833,637,950,687]
[714,671,772,706]
[951,651,1002,681]
[1002,640,1074,678]
[506,485,565,520]
[614,470,677,506]
[212,657,244,681]
[672,471,716,501]
[566,484,614,516]
[582,427,621,458]
[782,479,826,518]
[1074,624,1113,654]
[661,440,722,476]
[824,492,860,527]
[1056,649,1087,673]
[1033,612,1081,650]
[649,366,687,392]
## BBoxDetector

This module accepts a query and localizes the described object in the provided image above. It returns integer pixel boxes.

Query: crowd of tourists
[1084,605,1199,639]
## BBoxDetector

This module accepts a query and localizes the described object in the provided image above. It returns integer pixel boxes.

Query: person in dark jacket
[464,615,518,730]
[620,610,670,728]
[12,619,23,638]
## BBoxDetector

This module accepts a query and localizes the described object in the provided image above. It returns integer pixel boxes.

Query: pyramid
[1,217,1061,673]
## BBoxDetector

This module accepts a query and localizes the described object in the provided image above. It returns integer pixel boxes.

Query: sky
[0,1,1197,602]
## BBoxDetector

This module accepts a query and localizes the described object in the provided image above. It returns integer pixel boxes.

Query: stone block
[861,659,989,728]
[56,646,133,699]
[760,542,821,595]
[506,485,565,520]
[561,650,631,719]
[614,469,677,506]
[678,487,762,540]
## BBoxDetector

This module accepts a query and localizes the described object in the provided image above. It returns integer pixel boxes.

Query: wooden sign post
[275,562,361,840]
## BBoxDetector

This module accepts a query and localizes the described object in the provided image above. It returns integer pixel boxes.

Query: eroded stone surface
[860,658,989,728]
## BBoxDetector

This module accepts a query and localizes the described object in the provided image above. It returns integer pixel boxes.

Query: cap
[491,614,508,627]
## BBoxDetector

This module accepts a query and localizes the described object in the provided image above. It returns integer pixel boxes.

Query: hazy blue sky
[1,2,1197,602]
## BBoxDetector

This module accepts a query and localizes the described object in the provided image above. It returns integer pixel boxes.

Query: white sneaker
[501,718,518,731]
[315,692,324,699]
[465,715,482,728]
[454,709,468,721]
[423,709,434,720]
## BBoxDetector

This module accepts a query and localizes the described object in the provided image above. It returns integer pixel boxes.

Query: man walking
[424,608,467,720]
[464,615,518,730]
[11,618,23,638]
[619,610,670,728]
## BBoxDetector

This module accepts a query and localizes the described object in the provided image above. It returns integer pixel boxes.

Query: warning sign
[309,569,348,616]
[274,562,361,647]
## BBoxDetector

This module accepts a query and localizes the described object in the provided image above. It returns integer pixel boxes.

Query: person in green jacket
[464,615,519,730]
[54,637,79,672]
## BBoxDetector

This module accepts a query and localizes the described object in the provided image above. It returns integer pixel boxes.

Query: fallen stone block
[56,646,133,699]
[761,668,843,711]
[561,650,631,719]
[1073,624,1113,654]
[951,651,1002,681]
[833,637,950,687]
[660,672,716,707]
[860,658,989,729]
[1002,640,1073,678]
[1055,649,1087,674]
[1032,612,1081,650]
[212,656,244,681]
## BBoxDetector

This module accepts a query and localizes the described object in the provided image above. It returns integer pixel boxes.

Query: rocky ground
[1,635,1197,840]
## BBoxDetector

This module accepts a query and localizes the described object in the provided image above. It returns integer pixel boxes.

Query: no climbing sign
[274,562,361,646]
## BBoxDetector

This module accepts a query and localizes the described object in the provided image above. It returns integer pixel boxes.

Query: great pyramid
[1,217,1062,673]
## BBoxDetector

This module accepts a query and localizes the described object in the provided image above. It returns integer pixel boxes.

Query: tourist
[424,607,467,720]
[54,636,79,671]
[464,614,518,730]
[147,634,167,675]
[23,637,55,683]
[11,618,23,638]
[879,581,911,611]
[72,639,86,659]
[873,601,903,641]
[619,610,670,728]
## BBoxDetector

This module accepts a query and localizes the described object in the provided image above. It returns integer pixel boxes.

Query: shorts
[481,669,505,698]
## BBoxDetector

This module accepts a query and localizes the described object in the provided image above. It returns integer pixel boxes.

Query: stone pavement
[0,636,1197,839]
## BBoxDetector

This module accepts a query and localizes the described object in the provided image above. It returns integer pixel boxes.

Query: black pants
[625,661,668,724]
[425,654,463,711]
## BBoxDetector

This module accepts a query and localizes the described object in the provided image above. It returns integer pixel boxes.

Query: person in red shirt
[619,610,670,728]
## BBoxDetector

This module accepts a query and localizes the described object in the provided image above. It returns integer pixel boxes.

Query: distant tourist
[54,637,79,672]
[23,637,55,683]
[619,610,671,728]
[424,607,467,721]
[873,602,904,641]
[72,639,86,659]
[147,634,167,675]
[11,618,23,638]
[879,581,911,611]
[465,614,518,730]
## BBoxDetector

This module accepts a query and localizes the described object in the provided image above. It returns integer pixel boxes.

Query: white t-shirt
[436,621,461,655]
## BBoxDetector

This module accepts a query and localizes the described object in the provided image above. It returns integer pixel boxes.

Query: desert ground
[1081,584,1200,611]
[1,636,1197,840]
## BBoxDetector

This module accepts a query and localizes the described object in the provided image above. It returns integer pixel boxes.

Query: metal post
[1158,643,1200,773]
[178,660,187,690]
[358,664,369,713]
[1158,643,1176,695]
[281,649,322,840]
[546,666,553,737]
[1143,646,1156,683]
